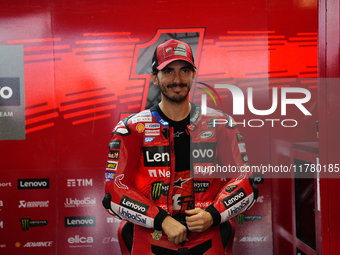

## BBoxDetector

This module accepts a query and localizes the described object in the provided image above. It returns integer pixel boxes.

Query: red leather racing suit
[102,103,258,254]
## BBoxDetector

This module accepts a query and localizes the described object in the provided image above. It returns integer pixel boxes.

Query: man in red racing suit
[102,39,258,255]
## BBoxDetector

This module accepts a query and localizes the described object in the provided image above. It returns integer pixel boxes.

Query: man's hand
[161,215,188,244]
[185,208,213,232]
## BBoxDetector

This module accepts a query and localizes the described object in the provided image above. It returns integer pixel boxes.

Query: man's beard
[160,83,190,103]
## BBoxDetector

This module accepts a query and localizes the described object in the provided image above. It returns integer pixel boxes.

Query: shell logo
[136,123,145,133]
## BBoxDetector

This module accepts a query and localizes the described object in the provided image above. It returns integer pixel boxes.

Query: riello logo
[199,83,312,127]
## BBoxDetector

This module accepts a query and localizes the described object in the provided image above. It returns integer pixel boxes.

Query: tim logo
[0,78,20,106]
[197,82,222,115]
[67,179,93,187]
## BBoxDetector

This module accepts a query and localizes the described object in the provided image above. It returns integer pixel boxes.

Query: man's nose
[173,72,182,84]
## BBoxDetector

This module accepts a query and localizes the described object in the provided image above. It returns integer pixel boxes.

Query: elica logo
[68,235,93,244]
[0,78,20,106]
[198,83,312,127]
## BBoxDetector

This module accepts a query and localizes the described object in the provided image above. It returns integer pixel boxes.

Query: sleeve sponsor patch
[105,171,116,181]
[238,143,246,153]
[108,150,120,160]
[241,154,248,163]
[119,195,150,215]
[221,187,246,209]
[109,140,121,149]
[236,133,244,142]
[107,161,118,170]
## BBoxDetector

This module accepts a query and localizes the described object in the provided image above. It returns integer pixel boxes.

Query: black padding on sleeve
[205,203,221,226]
[102,192,112,210]
[154,206,170,231]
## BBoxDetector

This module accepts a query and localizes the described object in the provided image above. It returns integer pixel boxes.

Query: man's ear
[151,74,158,85]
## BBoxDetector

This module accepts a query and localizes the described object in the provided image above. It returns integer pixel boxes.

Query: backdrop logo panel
[0,45,25,140]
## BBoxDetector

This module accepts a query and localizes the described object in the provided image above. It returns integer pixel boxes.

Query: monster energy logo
[237,214,262,225]
[151,181,169,201]
[20,218,48,231]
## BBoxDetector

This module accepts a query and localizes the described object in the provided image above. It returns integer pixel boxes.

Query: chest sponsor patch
[145,123,160,129]
[145,137,155,143]
[193,180,210,193]
[199,131,214,139]
[191,142,216,163]
[145,130,160,136]
[132,116,152,124]
[143,146,170,167]
[136,123,145,133]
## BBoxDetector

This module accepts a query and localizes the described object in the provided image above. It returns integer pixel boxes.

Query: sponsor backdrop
[0,1,317,254]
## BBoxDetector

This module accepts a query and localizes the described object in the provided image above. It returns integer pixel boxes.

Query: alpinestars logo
[151,181,169,201]
[20,219,48,231]
[173,177,191,188]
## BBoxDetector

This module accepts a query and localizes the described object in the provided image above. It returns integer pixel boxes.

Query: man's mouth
[167,84,187,89]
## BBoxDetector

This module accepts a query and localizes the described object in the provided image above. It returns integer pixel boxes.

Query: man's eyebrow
[162,67,174,71]
[162,65,192,71]
[181,65,193,69]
